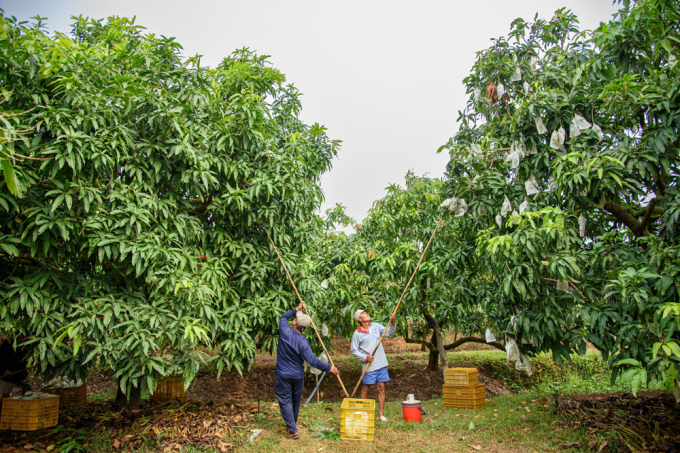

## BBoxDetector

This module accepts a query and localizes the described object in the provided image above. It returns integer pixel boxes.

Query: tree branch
[17,254,62,272]
[443,336,505,352]
[603,200,650,237]
[188,190,218,215]
[540,276,590,302]
[404,337,436,351]
[639,197,660,233]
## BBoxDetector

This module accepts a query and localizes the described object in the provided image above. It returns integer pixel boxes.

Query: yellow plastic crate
[154,378,187,403]
[444,368,479,386]
[339,398,375,441]
[42,383,87,410]
[443,384,486,409]
[0,395,60,431]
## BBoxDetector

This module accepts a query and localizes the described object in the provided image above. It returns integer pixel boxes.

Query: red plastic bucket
[402,400,425,423]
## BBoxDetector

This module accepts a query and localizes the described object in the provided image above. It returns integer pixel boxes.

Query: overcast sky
[4,0,619,228]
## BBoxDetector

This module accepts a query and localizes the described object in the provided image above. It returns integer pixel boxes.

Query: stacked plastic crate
[443,368,486,409]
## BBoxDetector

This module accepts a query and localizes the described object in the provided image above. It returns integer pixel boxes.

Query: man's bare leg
[377,382,386,417]
[360,384,372,399]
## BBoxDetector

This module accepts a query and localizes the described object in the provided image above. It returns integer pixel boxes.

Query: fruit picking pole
[4,364,38,377]
[350,211,446,398]
[262,224,349,398]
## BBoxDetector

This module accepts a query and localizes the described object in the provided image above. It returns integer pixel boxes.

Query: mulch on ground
[0,400,261,453]
[558,390,680,453]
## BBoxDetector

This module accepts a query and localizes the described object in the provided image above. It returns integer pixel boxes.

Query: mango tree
[0,14,339,407]
[440,0,680,394]
[309,173,504,372]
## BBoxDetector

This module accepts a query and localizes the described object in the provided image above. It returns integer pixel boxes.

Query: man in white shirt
[350,309,396,422]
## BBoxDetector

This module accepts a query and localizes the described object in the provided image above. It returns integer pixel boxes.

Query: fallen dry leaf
[561,442,580,449]
[458,436,465,441]
[455,414,465,417]
[598,442,609,452]
[23,446,33,451]
[469,445,483,451]
[551,428,562,433]
[524,407,531,413]
[112,439,121,450]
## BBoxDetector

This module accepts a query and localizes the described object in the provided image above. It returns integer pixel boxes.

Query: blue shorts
[363,366,390,385]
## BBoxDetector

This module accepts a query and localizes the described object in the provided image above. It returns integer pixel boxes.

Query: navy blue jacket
[276,309,331,379]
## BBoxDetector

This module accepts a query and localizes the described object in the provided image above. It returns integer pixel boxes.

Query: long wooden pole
[262,224,349,398]
[350,211,446,398]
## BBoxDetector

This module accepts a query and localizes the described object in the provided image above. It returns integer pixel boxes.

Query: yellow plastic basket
[443,384,486,409]
[340,398,375,441]
[0,395,60,431]
[154,378,187,403]
[42,383,87,410]
[444,368,479,386]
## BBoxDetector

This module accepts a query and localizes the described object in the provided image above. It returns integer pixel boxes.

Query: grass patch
[242,394,586,453]
[444,350,665,395]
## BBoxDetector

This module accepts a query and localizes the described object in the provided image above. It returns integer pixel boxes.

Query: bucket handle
[419,405,427,416]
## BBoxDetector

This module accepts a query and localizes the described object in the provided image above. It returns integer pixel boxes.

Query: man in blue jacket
[276,302,338,439]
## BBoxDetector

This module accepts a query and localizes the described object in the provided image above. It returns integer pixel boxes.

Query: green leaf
[667,341,680,359]
[659,38,672,54]
[1,159,18,197]
[73,334,81,357]
[616,358,641,367]
[663,362,676,392]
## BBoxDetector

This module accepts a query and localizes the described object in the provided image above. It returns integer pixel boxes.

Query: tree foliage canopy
[0,14,338,397]
[440,0,679,393]
[309,174,496,372]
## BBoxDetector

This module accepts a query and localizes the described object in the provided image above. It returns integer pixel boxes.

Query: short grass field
[239,394,593,453]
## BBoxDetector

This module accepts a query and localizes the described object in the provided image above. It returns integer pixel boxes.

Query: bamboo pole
[262,224,349,398]
[350,211,446,398]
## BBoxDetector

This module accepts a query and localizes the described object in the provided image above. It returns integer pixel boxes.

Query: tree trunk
[421,328,430,352]
[115,382,142,410]
[432,320,448,378]
[427,330,439,371]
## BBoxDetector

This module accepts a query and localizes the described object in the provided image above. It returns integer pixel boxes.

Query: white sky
[4,0,619,227]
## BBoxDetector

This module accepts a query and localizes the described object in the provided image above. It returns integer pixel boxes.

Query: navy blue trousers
[274,373,304,434]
